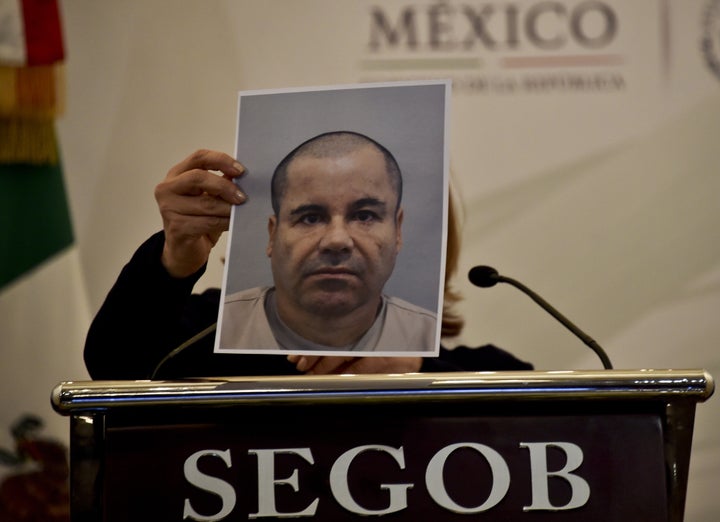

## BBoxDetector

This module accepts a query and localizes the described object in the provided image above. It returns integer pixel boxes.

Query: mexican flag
[0,0,89,476]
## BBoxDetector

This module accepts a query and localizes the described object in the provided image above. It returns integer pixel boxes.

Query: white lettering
[521,442,590,511]
[183,449,236,521]
[248,448,318,519]
[330,445,413,515]
[181,440,593,517]
[425,443,510,513]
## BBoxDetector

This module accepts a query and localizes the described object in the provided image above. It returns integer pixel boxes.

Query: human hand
[155,149,247,278]
[287,355,422,375]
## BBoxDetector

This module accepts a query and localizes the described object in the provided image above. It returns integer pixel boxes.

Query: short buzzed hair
[271,131,403,215]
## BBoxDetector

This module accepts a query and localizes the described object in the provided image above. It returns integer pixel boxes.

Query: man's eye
[299,214,322,225]
[354,210,379,222]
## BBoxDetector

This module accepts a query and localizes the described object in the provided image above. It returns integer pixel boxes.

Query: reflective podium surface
[53,370,714,521]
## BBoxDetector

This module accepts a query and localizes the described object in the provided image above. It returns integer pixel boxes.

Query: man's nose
[319,218,353,252]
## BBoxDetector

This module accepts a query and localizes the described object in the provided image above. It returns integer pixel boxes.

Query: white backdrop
[6,1,717,518]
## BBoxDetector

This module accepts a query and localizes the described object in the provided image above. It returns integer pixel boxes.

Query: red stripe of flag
[21,0,65,66]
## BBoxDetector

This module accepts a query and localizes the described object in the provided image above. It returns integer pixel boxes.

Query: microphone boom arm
[499,275,613,370]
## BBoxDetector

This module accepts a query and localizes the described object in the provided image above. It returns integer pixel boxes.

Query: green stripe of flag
[0,161,74,290]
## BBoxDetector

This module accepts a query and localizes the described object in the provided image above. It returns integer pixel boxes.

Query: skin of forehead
[281,143,400,214]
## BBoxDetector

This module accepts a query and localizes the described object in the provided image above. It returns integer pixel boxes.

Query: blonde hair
[441,183,465,338]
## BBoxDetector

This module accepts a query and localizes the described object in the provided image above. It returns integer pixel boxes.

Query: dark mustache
[302,258,363,277]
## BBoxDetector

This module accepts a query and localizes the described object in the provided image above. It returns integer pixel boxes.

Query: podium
[52,370,713,521]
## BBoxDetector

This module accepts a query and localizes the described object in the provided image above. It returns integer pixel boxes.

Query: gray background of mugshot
[222,82,448,313]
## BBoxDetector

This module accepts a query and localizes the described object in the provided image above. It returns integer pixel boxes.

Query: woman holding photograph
[83,149,532,380]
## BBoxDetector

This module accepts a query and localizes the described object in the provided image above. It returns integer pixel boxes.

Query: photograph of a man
[219,131,437,353]
[216,81,448,356]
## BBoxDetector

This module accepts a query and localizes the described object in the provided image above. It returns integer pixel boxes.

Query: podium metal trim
[52,369,713,413]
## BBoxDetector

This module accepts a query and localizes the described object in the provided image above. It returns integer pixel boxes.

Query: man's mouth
[308,267,357,277]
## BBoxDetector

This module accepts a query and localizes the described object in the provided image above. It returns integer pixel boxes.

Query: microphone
[151,322,217,379]
[468,265,613,369]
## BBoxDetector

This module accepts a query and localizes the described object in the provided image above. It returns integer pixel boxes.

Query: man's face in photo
[267,144,403,319]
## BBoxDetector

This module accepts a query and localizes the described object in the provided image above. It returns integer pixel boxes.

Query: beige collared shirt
[218,287,437,353]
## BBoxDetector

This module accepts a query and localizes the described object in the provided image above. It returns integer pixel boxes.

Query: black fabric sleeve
[422,345,534,372]
[83,231,213,380]
[84,231,533,379]
[84,231,300,380]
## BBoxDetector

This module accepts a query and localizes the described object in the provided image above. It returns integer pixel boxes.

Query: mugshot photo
[215,81,450,356]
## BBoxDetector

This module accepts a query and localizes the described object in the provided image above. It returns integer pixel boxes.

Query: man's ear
[395,207,404,252]
[266,215,277,257]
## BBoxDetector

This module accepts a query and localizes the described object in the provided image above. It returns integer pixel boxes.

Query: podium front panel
[54,370,714,521]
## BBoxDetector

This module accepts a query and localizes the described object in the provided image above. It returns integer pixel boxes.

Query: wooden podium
[53,370,713,521]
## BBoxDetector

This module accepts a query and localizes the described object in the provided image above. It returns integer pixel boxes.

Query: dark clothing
[84,231,533,380]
